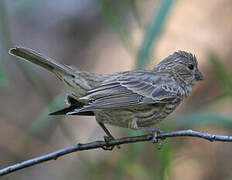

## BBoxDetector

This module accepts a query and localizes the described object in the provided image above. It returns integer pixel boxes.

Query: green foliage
[209,52,232,97]
[157,139,172,180]
[136,0,174,69]
[119,0,143,28]
[96,0,134,54]
[0,1,9,86]
[0,55,8,86]
[173,112,232,128]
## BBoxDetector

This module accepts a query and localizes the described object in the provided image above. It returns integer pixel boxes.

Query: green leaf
[96,0,134,54]
[136,0,174,69]
[119,0,143,28]
[209,52,232,92]
[0,54,8,86]
[157,139,172,180]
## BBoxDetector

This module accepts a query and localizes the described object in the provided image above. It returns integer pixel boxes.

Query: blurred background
[0,0,232,179]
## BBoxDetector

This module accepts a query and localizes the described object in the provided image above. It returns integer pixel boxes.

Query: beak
[195,69,204,81]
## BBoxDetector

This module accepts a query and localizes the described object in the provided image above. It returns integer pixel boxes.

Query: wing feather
[68,71,181,114]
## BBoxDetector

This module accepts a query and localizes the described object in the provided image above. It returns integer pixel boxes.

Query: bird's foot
[151,128,165,149]
[102,136,120,151]
[97,122,120,150]
[129,119,165,149]
[151,127,163,143]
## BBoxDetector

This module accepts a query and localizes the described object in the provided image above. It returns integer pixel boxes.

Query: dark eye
[188,64,194,70]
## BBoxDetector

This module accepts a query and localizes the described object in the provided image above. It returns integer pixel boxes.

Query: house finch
[9,47,203,149]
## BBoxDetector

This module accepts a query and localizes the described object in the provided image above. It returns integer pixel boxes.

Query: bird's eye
[188,64,194,70]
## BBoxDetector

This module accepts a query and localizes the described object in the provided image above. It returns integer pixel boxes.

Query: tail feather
[49,105,94,116]
[9,47,75,77]
[9,46,106,100]
[50,96,94,116]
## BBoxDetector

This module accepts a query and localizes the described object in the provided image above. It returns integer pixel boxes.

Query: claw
[151,129,165,149]
[97,122,120,150]
[101,136,120,151]
[152,131,159,143]
[102,145,114,151]
[129,119,165,148]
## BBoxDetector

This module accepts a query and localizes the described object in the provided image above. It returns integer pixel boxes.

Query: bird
[9,47,203,149]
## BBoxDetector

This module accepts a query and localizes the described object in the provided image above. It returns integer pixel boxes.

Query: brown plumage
[9,47,203,147]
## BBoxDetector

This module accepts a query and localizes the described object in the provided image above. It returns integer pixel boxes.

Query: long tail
[9,46,75,77]
[9,46,106,99]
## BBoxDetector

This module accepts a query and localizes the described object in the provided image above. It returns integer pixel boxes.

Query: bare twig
[1,129,232,176]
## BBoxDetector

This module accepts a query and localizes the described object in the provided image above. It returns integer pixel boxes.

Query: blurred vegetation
[1,0,232,180]
[136,0,174,69]
[209,52,232,99]
[0,52,8,86]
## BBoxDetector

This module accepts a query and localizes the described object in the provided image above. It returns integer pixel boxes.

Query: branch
[1,129,232,176]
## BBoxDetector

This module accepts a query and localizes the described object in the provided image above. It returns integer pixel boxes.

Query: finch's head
[154,51,204,86]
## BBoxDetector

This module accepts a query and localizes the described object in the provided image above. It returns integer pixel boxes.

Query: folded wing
[68,71,180,114]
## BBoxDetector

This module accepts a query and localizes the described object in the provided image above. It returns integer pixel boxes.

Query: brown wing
[68,71,180,114]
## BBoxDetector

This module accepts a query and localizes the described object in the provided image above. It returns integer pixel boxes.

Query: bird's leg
[97,121,120,150]
[130,119,163,144]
